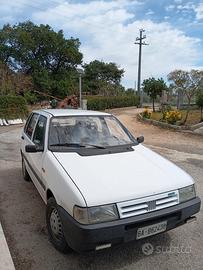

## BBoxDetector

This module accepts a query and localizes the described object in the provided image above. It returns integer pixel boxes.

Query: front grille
[117,190,179,218]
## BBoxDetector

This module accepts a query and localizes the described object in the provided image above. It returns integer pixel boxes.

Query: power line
[134,28,149,107]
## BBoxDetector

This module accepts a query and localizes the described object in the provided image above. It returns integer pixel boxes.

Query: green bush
[24,90,37,104]
[87,95,139,110]
[0,95,28,119]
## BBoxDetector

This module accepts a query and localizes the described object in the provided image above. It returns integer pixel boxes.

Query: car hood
[53,145,194,206]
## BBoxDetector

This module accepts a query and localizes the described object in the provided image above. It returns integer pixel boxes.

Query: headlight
[73,204,119,224]
[179,185,196,203]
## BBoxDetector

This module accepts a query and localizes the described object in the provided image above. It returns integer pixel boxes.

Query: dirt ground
[0,107,203,270]
[111,107,203,155]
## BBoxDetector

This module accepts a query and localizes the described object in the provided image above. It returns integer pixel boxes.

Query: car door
[22,112,39,161]
[29,115,47,202]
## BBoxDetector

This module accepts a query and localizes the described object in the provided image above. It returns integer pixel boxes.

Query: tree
[196,91,203,122]
[0,21,83,97]
[0,61,33,95]
[0,62,15,95]
[83,60,124,95]
[142,77,167,112]
[168,69,203,124]
[0,24,13,64]
[125,88,135,95]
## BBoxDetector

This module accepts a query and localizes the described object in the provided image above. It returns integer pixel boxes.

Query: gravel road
[0,108,202,270]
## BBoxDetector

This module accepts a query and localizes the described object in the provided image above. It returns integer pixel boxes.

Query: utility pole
[79,73,82,108]
[135,29,148,107]
[77,68,84,109]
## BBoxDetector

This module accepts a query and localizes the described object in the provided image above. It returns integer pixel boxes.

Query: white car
[21,109,201,253]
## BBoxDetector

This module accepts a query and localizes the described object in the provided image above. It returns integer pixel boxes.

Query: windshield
[49,115,135,149]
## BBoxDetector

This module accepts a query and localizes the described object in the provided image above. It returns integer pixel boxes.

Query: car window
[32,115,47,147]
[24,113,33,133]
[105,117,130,142]
[49,116,134,148]
[25,113,39,139]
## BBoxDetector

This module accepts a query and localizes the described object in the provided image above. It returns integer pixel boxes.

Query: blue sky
[0,0,203,88]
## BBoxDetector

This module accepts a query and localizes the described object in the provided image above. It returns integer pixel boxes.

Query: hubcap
[50,208,63,240]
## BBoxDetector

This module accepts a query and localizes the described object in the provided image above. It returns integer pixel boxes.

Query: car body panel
[53,144,194,207]
[21,112,47,202]
[43,151,87,213]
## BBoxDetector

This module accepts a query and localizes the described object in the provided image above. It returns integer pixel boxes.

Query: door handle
[21,136,24,140]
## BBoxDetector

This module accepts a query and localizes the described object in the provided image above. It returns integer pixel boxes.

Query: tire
[22,156,31,181]
[46,197,71,253]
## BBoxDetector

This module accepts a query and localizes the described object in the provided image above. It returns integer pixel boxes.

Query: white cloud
[145,9,154,16]
[165,5,175,11]
[164,16,170,20]
[0,16,13,23]
[30,1,202,87]
[0,0,28,22]
[33,0,139,19]
[0,0,27,13]
[195,3,203,20]
[0,0,67,24]
[176,2,195,11]
[169,2,203,20]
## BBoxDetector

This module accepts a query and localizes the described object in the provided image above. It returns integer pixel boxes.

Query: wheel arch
[47,189,55,202]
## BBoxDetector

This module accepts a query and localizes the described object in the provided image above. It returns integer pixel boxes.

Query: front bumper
[58,197,201,252]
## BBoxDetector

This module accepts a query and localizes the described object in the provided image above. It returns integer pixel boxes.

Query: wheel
[22,156,31,181]
[46,197,71,253]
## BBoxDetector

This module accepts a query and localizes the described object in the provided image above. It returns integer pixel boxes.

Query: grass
[151,109,202,126]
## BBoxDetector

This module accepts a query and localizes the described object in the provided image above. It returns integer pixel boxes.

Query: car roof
[33,109,111,117]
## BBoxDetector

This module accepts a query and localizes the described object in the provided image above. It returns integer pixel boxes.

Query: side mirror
[25,144,43,153]
[137,136,144,144]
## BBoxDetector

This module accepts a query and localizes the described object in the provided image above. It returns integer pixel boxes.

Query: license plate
[136,221,167,239]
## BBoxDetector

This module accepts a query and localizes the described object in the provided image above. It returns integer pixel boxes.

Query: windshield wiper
[50,143,106,149]
[50,143,85,147]
[84,143,106,149]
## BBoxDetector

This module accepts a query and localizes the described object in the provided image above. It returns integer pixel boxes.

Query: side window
[24,113,32,133]
[25,113,39,139]
[32,115,47,148]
